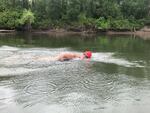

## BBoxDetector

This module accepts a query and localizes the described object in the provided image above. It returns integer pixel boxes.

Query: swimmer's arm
[35,56,56,61]
[74,54,85,60]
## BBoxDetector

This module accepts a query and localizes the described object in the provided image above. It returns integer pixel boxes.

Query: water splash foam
[92,53,143,67]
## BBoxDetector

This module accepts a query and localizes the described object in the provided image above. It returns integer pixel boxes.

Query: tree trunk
[12,0,15,7]
[27,22,32,32]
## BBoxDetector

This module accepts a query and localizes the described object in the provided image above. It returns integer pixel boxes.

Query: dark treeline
[0,0,150,31]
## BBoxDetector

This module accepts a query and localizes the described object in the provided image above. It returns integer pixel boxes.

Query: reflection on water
[0,33,150,113]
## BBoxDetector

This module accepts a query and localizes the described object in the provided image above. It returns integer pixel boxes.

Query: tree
[0,0,150,30]
[19,9,35,31]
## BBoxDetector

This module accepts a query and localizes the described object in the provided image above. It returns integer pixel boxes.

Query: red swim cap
[84,51,92,58]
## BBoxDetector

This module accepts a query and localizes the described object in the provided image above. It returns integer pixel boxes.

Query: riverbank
[32,28,150,40]
[106,27,150,40]
[32,29,98,37]
[1,28,150,39]
[0,30,16,33]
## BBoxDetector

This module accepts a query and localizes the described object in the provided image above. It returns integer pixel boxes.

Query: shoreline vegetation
[0,0,150,39]
[0,0,150,34]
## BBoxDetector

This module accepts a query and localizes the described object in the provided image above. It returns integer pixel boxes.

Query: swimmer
[37,51,92,61]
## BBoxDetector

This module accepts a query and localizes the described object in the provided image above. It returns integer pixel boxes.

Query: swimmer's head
[83,51,92,59]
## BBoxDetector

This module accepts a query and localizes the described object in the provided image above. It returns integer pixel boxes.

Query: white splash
[0,46,144,76]
[92,53,143,67]
[0,46,72,76]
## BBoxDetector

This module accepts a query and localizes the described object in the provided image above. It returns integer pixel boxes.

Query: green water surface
[0,33,150,113]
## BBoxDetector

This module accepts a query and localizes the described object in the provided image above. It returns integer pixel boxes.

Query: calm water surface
[0,33,150,113]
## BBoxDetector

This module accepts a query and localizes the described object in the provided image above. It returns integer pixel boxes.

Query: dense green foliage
[19,9,35,31]
[0,0,149,31]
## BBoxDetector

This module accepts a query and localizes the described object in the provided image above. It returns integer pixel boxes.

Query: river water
[0,33,150,113]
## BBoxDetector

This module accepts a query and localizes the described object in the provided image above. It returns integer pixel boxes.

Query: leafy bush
[19,9,35,25]
[96,17,110,29]
[95,17,144,31]
[110,19,131,29]
[0,10,21,29]
[110,19,144,30]
[33,18,53,30]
